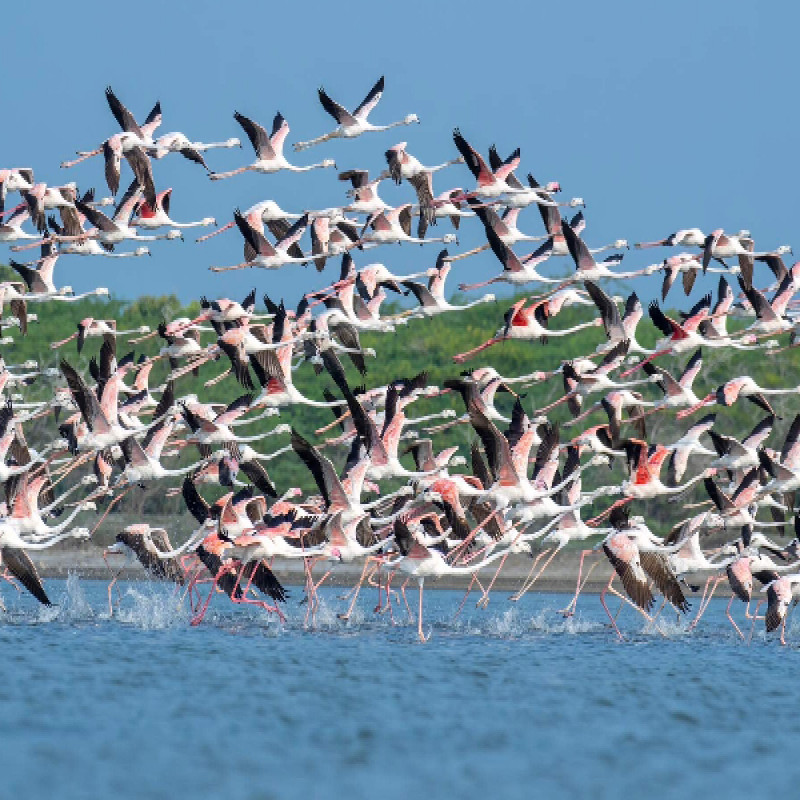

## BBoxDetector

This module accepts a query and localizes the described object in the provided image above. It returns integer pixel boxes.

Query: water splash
[115,585,190,630]
[486,607,524,637]
[528,607,604,635]
[48,573,94,623]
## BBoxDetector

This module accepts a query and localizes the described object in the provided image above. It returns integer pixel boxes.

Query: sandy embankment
[29,540,727,597]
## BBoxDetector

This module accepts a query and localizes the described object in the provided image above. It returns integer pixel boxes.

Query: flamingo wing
[233,112,275,160]
[560,220,596,272]
[2,547,51,605]
[452,129,492,184]
[318,87,357,126]
[105,87,143,137]
[123,147,156,208]
[353,75,384,120]
[290,429,349,511]
[270,111,290,155]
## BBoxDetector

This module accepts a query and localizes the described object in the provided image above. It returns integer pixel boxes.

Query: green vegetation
[9,277,798,542]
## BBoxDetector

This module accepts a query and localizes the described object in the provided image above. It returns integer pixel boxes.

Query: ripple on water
[3,580,800,799]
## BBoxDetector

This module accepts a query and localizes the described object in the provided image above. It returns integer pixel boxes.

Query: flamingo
[389,517,512,642]
[453,295,603,363]
[679,375,800,420]
[634,228,707,249]
[209,210,310,272]
[132,188,215,230]
[702,228,790,271]
[148,131,241,166]
[294,76,419,151]
[103,524,186,614]
[401,257,495,317]
[210,111,336,179]
[359,205,457,247]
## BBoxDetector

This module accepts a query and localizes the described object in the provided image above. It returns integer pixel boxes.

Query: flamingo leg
[191,576,218,626]
[644,598,668,633]
[400,577,412,617]
[476,550,512,609]
[105,564,123,617]
[605,582,657,629]
[688,576,723,631]
[747,599,765,644]
[726,596,746,640]
[339,558,372,621]
[417,579,429,643]
[454,573,478,619]
[510,549,549,602]
[90,485,134,535]
[600,576,625,641]
[0,569,21,594]
[558,549,596,616]
[511,548,555,601]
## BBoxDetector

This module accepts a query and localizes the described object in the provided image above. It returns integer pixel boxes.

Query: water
[0,577,797,799]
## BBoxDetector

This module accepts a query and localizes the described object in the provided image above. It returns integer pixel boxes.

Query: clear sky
[2,0,797,305]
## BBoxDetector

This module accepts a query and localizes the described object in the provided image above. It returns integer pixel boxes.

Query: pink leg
[600,576,625,641]
[726,596,745,640]
[400,578,412,617]
[476,550,511,609]
[559,550,597,616]
[339,558,372,620]
[417,580,429,643]
[747,599,765,644]
[688,576,723,631]
[511,548,552,603]
[454,573,478,619]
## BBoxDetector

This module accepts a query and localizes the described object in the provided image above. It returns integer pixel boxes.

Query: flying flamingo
[211,111,336,180]
[294,76,419,151]
[702,228,790,271]
[359,205,457,247]
[103,524,186,614]
[132,189,216,230]
[453,294,602,363]
[678,374,800,420]
[148,131,242,167]
[196,200,302,244]
[389,517,512,642]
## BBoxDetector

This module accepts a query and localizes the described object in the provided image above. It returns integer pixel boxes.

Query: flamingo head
[321,159,337,169]
[227,138,242,148]
[404,114,420,125]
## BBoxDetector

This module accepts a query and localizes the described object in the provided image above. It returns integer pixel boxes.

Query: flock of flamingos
[1,77,800,643]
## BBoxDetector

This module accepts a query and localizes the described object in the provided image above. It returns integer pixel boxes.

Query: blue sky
[1,0,796,305]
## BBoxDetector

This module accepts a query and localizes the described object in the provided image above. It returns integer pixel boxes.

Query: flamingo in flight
[453,294,603,363]
[210,112,336,180]
[294,76,419,151]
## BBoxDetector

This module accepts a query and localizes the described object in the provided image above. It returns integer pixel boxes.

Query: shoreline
[29,546,733,596]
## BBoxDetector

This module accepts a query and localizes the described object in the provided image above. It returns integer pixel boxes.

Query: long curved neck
[22,529,86,550]
[161,461,206,477]
[33,504,88,537]
[446,547,511,574]
[152,528,208,558]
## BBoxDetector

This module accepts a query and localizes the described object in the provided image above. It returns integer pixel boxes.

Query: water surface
[0,578,795,799]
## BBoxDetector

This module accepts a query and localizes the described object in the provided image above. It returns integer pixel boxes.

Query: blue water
[0,577,797,799]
